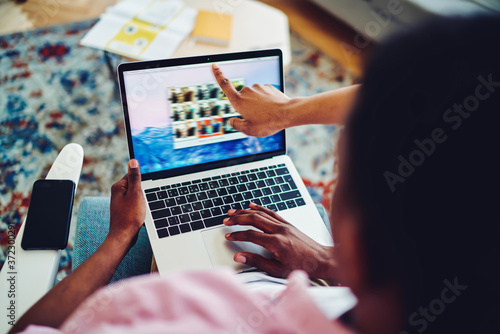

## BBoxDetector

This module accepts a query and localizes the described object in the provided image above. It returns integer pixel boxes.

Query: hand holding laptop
[109,159,146,248]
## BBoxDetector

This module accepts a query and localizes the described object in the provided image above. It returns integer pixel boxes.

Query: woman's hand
[108,159,146,247]
[224,203,338,281]
[212,63,291,137]
[9,159,148,333]
[212,63,361,134]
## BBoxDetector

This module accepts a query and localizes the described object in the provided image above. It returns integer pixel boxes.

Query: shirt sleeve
[20,269,355,334]
[19,325,62,334]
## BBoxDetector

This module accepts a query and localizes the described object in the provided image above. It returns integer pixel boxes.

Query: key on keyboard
[145,164,306,238]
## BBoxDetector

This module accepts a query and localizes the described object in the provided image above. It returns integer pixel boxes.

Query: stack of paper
[80,0,197,60]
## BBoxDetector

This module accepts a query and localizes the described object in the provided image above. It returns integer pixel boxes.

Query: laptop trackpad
[201,225,272,271]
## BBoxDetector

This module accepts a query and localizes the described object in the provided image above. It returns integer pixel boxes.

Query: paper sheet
[80,0,197,60]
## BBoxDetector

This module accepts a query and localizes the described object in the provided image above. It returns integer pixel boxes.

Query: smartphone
[21,179,75,250]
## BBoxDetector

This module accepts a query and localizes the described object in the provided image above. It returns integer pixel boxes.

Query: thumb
[229,117,249,135]
[127,159,142,191]
[235,252,282,276]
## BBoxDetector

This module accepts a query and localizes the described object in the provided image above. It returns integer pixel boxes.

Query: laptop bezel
[117,49,286,180]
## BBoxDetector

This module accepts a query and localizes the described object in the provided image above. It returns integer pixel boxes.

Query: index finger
[111,175,128,196]
[212,63,239,102]
[248,203,289,224]
[224,209,278,234]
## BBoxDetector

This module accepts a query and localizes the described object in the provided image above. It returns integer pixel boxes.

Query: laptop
[117,49,333,274]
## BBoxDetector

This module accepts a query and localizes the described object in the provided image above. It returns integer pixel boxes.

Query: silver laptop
[117,49,332,274]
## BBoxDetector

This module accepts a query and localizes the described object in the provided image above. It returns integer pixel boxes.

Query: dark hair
[345,15,500,333]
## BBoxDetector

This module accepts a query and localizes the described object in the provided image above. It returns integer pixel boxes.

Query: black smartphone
[21,179,75,250]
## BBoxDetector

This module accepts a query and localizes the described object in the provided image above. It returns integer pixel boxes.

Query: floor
[0,0,369,78]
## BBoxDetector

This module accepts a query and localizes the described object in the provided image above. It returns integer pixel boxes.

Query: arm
[224,203,339,282]
[212,63,360,136]
[10,159,146,333]
[282,86,360,127]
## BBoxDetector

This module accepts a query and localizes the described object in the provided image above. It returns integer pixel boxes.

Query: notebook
[117,49,333,274]
[191,10,232,46]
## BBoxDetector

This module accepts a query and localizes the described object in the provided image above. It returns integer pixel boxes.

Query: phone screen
[21,179,75,250]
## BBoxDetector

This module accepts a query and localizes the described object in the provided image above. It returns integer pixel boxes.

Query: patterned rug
[0,19,354,277]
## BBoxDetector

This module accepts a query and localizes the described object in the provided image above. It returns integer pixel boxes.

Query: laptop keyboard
[144,164,306,238]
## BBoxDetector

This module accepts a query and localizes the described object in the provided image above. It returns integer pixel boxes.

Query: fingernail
[223,217,230,224]
[212,63,219,69]
[225,233,231,239]
[228,209,236,214]
[129,159,139,169]
[235,255,246,264]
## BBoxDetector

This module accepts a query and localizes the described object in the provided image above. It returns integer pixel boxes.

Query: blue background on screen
[124,57,283,174]
[132,126,283,173]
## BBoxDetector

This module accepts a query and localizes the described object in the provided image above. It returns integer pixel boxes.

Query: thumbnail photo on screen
[168,79,246,149]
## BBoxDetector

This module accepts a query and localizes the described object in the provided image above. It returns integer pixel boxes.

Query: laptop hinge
[145,155,285,181]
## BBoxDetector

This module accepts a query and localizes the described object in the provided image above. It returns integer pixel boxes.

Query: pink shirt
[22,269,356,334]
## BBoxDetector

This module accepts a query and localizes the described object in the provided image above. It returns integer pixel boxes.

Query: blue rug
[0,19,354,277]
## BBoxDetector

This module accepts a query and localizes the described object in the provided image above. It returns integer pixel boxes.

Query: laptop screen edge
[117,49,286,180]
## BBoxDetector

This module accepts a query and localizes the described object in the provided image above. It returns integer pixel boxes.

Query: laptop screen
[118,50,285,180]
